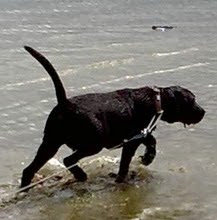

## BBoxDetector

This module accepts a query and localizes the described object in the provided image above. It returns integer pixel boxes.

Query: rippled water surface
[1,0,217,219]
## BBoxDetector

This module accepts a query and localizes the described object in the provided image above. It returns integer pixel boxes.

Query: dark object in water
[152,26,175,31]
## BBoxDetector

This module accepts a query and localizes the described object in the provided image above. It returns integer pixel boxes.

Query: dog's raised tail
[24,46,67,104]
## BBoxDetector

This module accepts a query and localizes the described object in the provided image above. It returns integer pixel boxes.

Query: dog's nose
[196,106,205,121]
[200,108,205,118]
[192,104,205,123]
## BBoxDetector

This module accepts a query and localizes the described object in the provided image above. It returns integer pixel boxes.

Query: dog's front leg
[115,142,140,183]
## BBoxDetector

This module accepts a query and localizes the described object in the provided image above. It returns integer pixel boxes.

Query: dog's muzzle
[188,104,205,124]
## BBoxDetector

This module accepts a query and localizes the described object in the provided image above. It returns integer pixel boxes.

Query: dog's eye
[189,96,195,103]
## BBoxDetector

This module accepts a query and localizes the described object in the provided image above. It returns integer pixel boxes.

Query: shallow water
[1,0,217,219]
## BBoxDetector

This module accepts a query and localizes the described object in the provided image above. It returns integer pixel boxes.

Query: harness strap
[145,86,163,131]
[110,86,163,150]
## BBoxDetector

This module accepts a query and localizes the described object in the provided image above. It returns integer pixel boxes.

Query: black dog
[21,46,205,188]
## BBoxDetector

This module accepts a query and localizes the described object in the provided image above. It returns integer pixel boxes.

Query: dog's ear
[167,88,176,99]
[172,86,194,102]
[160,87,178,123]
[166,86,185,102]
[162,87,176,105]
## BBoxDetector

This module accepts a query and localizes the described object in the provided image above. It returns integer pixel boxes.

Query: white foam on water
[40,99,49,103]
[208,84,216,88]
[48,158,65,168]
[0,77,50,90]
[135,203,196,220]
[73,62,209,91]
[88,57,135,69]
[84,156,120,166]
[153,47,199,57]
[108,42,144,48]
[0,59,207,92]
[0,62,209,113]
[0,102,27,111]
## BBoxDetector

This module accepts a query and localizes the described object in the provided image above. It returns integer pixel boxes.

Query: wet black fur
[21,46,205,188]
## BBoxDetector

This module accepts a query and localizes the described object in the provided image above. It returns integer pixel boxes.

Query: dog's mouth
[183,114,204,127]
[183,123,194,128]
[182,106,205,127]
[183,119,200,127]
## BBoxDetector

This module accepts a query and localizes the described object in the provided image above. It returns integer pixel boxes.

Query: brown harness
[153,86,162,113]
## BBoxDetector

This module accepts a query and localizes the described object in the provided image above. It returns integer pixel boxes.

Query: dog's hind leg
[63,146,102,182]
[21,140,60,188]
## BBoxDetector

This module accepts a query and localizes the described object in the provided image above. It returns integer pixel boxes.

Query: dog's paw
[20,179,29,188]
[108,173,126,183]
[129,170,137,180]
[115,175,126,183]
[71,166,87,182]
[108,172,118,178]
[74,171,87,182]
[20,183,30,191]
[20,170,34,190]
[139,154,154,166]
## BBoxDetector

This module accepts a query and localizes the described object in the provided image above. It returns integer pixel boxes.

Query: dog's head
[160,86,205,125]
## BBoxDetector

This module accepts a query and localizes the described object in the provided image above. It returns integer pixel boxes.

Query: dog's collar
[152,86,163,113]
